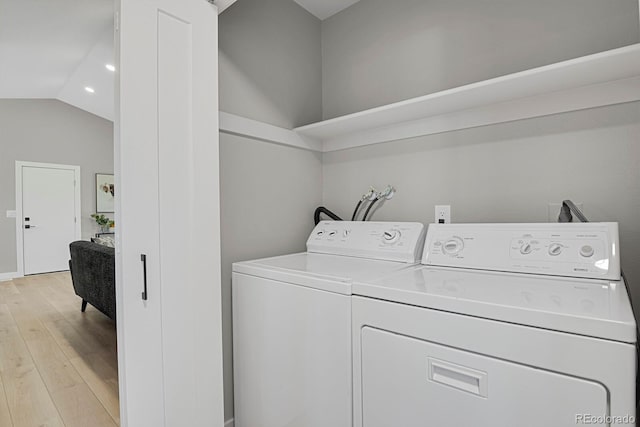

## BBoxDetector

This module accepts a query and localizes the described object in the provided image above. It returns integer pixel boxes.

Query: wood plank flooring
[0,272,119,427]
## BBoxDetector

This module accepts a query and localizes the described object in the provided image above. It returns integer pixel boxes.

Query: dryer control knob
[548,243,563,256]
[442,237,464,255]
[580,245,594,258]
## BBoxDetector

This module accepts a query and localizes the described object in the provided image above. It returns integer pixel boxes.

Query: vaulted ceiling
[0,0,360,122]
[293,0,361,20]
[0,0,114,120]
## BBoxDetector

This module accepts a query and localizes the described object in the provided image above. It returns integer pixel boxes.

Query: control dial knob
[442,237,464,255]
[520,243,533,255]
[382,229,401,244]
[548,243,563,256]
[580,245,594,258]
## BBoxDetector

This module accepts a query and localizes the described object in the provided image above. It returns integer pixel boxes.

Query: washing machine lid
[233,252,415,295]
[353,266,637,343]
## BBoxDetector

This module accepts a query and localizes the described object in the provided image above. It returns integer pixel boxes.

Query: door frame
[15,161,82,277]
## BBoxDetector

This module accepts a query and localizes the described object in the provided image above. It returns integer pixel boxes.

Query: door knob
[24,225,37,229]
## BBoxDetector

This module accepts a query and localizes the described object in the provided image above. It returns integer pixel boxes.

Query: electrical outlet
[548,202,583,222]
[435,205,451,224]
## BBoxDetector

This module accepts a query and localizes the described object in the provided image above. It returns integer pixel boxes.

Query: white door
[17,162,81,275]
[115,0,224,426]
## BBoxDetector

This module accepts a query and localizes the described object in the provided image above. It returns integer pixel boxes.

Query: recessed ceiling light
[106,64,116,72]
[85,86,95,93]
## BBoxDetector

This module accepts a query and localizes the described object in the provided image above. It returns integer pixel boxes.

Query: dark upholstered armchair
[68,241,116,320]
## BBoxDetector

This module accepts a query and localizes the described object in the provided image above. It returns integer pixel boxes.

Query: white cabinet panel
[116,0,223,425]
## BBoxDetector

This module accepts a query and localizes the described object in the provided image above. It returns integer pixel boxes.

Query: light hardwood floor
[0,272,119,427]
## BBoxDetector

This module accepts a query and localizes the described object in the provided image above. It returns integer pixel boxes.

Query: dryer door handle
[428,358,488,398]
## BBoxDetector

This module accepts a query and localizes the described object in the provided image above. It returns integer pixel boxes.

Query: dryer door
[361,327,608,427]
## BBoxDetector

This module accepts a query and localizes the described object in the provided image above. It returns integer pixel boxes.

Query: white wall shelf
[219,112,323,151]
[220,45,640,153]
[294,43,640,152]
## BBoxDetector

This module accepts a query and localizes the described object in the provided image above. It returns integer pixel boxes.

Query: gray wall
[321,0,640,119]
[218,0,323,420]
[220,0,322,128]
[320,0,640,309]
[0,99,114,274]
[323,101,640,310]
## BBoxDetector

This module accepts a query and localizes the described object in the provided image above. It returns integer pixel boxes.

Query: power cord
[314,207,342,225]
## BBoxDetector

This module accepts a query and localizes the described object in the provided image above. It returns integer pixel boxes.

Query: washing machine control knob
[548,243,563,256]
[442,237,464,255]
[382,229,401,244]
[520,243,533,255]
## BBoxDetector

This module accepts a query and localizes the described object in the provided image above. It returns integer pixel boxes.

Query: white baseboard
[224,418,234,427]
[0,272,20,282]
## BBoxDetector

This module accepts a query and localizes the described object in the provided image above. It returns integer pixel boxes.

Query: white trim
[293,44,640,152]
[219,111,323,152]
[15,161,82,276]
[0,272,20,282]
[113,0,127,420]
[224,418,234,427]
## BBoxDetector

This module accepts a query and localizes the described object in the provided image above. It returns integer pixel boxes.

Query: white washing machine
[232,221,426,427]
[352,223,637,427]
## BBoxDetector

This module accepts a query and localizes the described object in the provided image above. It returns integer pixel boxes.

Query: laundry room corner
[218,0,640,425]
[218,0,323,422]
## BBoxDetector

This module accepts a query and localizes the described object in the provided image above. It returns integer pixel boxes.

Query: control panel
[423,223,620,280]
[307,221,426,263]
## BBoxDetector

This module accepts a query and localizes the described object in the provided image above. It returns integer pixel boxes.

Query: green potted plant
[91,214,112,233]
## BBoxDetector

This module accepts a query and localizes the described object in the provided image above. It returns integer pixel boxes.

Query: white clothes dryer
[352,223,637,427]
[232,221,426,427]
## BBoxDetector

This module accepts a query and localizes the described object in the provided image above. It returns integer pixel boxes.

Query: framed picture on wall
[96,173,115,213]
